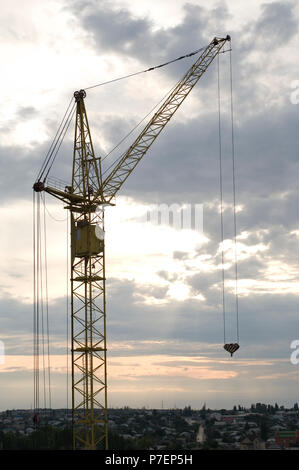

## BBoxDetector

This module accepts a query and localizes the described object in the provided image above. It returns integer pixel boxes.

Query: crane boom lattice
[100,37,229,202]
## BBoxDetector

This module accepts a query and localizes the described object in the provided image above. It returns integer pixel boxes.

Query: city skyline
[1,0,299,411]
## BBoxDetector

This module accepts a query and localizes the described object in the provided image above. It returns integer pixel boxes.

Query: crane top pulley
[74,89,87,102]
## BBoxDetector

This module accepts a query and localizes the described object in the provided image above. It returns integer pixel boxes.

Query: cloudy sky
[1,0,299,411]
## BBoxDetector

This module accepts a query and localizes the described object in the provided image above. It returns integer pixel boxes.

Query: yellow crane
[33,35,231,450]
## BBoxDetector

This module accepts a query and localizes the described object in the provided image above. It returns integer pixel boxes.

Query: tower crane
[33,35,231,450]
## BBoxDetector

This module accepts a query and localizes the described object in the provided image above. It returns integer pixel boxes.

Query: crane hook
[223,343,239,357]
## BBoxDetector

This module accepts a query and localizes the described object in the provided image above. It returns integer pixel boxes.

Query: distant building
[25,427,35,434]
[196,424,206,444]
[222,416,235,424]
[209,412,221,421]
[275,430,299,448]
[240,437,265,450]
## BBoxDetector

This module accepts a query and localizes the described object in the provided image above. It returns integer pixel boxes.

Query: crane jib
[98,36,230,203]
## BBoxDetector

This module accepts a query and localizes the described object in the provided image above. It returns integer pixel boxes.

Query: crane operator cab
[72,218,104,258]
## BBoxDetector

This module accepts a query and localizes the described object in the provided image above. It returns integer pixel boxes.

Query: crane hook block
[223,343,239,357]
[33,181,45,192]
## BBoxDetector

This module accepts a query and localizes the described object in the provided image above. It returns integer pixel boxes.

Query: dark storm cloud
[1,269,298,365]
[0,144,54,203]
[16,106,38,120]
[0,145,39,202]
[187,271,223,298]
[104,277,299,360]
[0,106,39,137]
[0,295,68,355]
[0,137,79,203]
[227,256,265,280]
[173,251,189,260]
[67,0,232,84]
[0,100,78,202]
[134,283,169,300]
[96,98,299,250]
[255,2,297,46]
[73,1,153,53]
[66,0,298,107]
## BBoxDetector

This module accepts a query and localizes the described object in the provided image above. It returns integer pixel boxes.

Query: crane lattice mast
[33,35,230,450]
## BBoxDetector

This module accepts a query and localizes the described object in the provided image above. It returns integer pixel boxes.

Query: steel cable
[44,102,76,181]
[229,42,239,344]
[33,192,53,420]
[42,194,52,409]
[217,54,226,345]
[84,46,206,91]
[37,96,73,182]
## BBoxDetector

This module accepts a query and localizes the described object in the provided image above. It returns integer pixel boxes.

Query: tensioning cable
[36,42,231,183]
[84,45,207,91]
